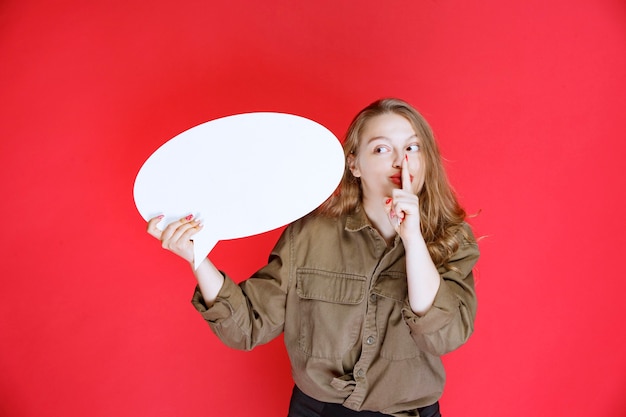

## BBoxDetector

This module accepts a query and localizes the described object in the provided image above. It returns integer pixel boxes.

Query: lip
[390,174,413,185]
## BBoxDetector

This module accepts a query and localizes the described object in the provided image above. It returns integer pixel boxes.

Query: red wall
[1,1,625,416]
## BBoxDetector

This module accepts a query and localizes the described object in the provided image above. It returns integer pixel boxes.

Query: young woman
[147,98,479,417]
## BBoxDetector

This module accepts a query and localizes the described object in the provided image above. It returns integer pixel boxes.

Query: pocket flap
[296,269,366,304]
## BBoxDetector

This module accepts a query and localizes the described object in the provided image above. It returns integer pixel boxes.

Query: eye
[373,145,390,154]
[406,143,420,152]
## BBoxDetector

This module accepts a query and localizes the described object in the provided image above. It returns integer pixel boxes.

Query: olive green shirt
[192,210,479,416]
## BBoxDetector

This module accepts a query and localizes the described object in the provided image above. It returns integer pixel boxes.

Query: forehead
[360,113,417,143]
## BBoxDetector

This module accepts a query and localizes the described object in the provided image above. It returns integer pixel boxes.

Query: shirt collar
[345,209,403,247]
[345,209,372,232]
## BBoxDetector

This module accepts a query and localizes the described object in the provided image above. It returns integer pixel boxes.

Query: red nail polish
[385,198,392,204]
[185,214,193,221]
[405,154,408,161]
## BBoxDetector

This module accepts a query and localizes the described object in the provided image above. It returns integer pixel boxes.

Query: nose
[392,150,404,168]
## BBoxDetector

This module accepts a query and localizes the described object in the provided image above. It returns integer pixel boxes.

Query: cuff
[190,275,241,322]
[401,277,459,334]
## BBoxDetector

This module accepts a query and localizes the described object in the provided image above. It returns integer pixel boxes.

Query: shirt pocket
[296,268,366,359]
[374,272,419,360]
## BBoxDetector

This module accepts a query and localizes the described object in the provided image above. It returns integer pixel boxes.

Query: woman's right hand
[146,215,203,264]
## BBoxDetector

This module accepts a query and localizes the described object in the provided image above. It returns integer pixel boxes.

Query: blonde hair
[319,98,469,269]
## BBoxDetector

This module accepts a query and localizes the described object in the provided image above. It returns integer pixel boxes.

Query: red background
[1,1,625,416]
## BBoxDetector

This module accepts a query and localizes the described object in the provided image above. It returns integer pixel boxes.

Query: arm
[193,227,292,350]
[402,232,479,355]
[403,236,441,315]
[147,214,291,350]
[386,155,440,315]
[386,157,479,355]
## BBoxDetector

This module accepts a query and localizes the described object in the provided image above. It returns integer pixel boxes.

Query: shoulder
[447,222,480,267]
[288,212,346,235]
[458,222,479,247]
[270,213,349,266]
[276,213,347,252]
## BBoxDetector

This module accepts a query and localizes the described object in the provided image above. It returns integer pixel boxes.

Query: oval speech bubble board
[133,112,344,269]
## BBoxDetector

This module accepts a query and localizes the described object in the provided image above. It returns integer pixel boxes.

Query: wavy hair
[318,98,469,270]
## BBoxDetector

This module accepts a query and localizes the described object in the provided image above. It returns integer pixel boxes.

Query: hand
[146,214,203,264]
[385,155,421,243]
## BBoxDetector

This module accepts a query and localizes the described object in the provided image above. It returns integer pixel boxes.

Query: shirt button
[356,369,365,378]
[369,294,377,303]
[366,336,376,345]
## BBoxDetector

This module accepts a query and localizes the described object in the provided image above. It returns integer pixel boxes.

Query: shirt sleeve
[190,226,293,351]
[401,223,480,356]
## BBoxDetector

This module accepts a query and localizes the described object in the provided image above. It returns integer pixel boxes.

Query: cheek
[356,157,377,175]
[412,157,424,175]
[413,159,426,192]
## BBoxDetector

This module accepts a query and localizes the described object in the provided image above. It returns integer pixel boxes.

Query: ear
[347,153,361,178]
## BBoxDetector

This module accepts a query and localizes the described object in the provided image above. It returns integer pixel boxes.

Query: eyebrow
[364,134,419,145]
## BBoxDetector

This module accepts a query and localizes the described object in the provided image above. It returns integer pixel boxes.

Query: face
[348,112,424,201]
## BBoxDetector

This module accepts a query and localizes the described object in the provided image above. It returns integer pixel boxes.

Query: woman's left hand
[385,155,422,244]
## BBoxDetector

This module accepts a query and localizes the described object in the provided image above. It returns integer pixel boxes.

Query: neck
[361,197,397,245]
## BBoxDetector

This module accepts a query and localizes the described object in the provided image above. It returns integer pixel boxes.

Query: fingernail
[385,198,392,205]
[157,214,164,219]
[405,154,408,161]
[185,214,193,221]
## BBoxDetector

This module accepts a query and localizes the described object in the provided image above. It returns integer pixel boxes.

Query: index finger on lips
[402,154,412,191]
